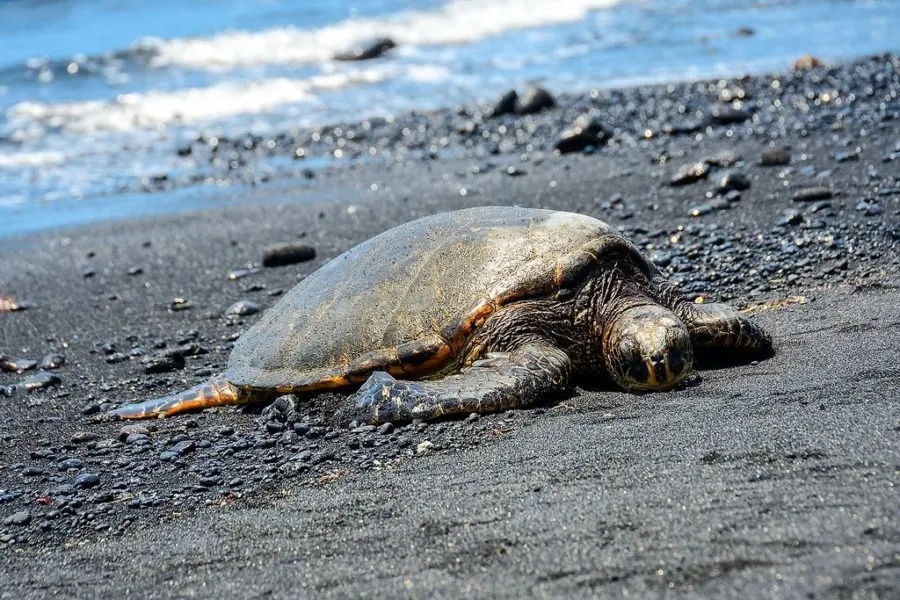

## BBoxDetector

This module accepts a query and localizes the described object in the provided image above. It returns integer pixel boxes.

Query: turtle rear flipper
[112,378,256,419]
[346,344,572,424]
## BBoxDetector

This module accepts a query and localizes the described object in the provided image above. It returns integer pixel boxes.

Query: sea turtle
[112,206,771,424]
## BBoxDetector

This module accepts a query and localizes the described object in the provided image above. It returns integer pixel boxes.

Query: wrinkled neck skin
[571,263,657,375]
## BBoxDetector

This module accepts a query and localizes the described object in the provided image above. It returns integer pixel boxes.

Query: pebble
[717,170,751,193]
[505,166,526,177]
[555,115,611,154]
[125,433,151,446]
[377,423,395,435]
[82,267,97,278]
[792,187,834,202]
[119,425,150,440]
[834,149,860,163]
[760,147,791,166]
[71,431,99,444]
[416,440,435,455]
[489,90,518,118]
[74,473,101,488]
[855,201,883,216]
[21,372,61,391]
[7,510,31,526]
[262,242,316,267]
[142,350,185,374]
[333,37,396,61]
[0,355,38,372]
[706,103,751,125]
[228,267,262,280]
[38,353,66,370]
[169,297,194,311]
[127,266,144,276]
[515,86,555,115]
[703,149,740,167]
[670,162,710,186]
[225,300,263,317]
[58,458,84,470]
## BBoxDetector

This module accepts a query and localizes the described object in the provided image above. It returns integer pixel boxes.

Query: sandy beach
[1,54,898,597]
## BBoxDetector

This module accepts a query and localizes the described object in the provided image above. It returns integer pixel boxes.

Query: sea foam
[6,64,446,133]
[139,0,629,69]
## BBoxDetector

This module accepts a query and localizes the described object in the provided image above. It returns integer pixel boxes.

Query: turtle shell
[226,206,653,391]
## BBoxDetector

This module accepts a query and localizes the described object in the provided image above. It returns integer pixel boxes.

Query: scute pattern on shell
[226,206,650,390]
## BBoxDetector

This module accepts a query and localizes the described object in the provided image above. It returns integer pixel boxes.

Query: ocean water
[0,0,898,237]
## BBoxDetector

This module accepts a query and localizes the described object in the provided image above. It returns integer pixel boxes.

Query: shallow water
[0,0,898,236]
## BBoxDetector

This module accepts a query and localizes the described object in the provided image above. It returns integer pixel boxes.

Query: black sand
[1,55,898,598]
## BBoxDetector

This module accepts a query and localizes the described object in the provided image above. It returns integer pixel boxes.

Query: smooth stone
[262,242,316,267]
[515,86,555,115]
[760,147,791,166]
[670,162,710,186]
[792,187,834,202]
[555,116,611,154]
[333,37,396,61]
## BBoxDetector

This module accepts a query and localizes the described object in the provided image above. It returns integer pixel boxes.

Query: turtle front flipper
[653,279,772,355]
[679,302,772,354]
[347,344,572,424]
[111,378,259,419]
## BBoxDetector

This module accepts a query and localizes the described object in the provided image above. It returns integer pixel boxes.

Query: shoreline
[3,53,898,242]
[0,54,898,597]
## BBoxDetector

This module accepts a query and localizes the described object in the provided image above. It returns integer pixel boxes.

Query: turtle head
[603,304,693,391]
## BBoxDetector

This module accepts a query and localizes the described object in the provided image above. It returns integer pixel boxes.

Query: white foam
[6,65,417,133]
[142,0,630,69]
[0,150,66,168]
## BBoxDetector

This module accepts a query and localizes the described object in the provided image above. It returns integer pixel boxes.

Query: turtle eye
[625,357,649,384]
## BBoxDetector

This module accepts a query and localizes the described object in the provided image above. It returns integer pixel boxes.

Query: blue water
[0,0,898,237]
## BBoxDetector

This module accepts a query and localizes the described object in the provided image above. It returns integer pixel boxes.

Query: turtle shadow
[692,345,775,371]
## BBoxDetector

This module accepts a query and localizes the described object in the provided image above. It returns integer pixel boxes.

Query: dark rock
[228,267,262,280]
[689,198,730,217]
[760,147,791,166]
[855,201,883,216]
[74,473,100,488]
[555,116,612,154]
[723,190,742,203]
[21,372,61,391]
[703,150,740,167]
[225,300,262,317]
[834,149,860,163]
[38,353,65,370]
[377,423,395,435]
[171,440,196,455]
[792,187,834,202]
[71,431,99,444]
[8,510,31,526]
[717,170,751,193]
[58,457,84,470]
[0,355,38,373]
[217,426,235,437]
[142,350,185,374]
[119,425,149,441]
[262,242,316,267]
[707,104,751,125]
[489,90,518,118]
[515,87,555,115]
[169,297,194,312]
[778,209,803,226]
[125,433,151,446]
[334,38,396,61]
[670,162,710,186]
[105,352,128,364]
